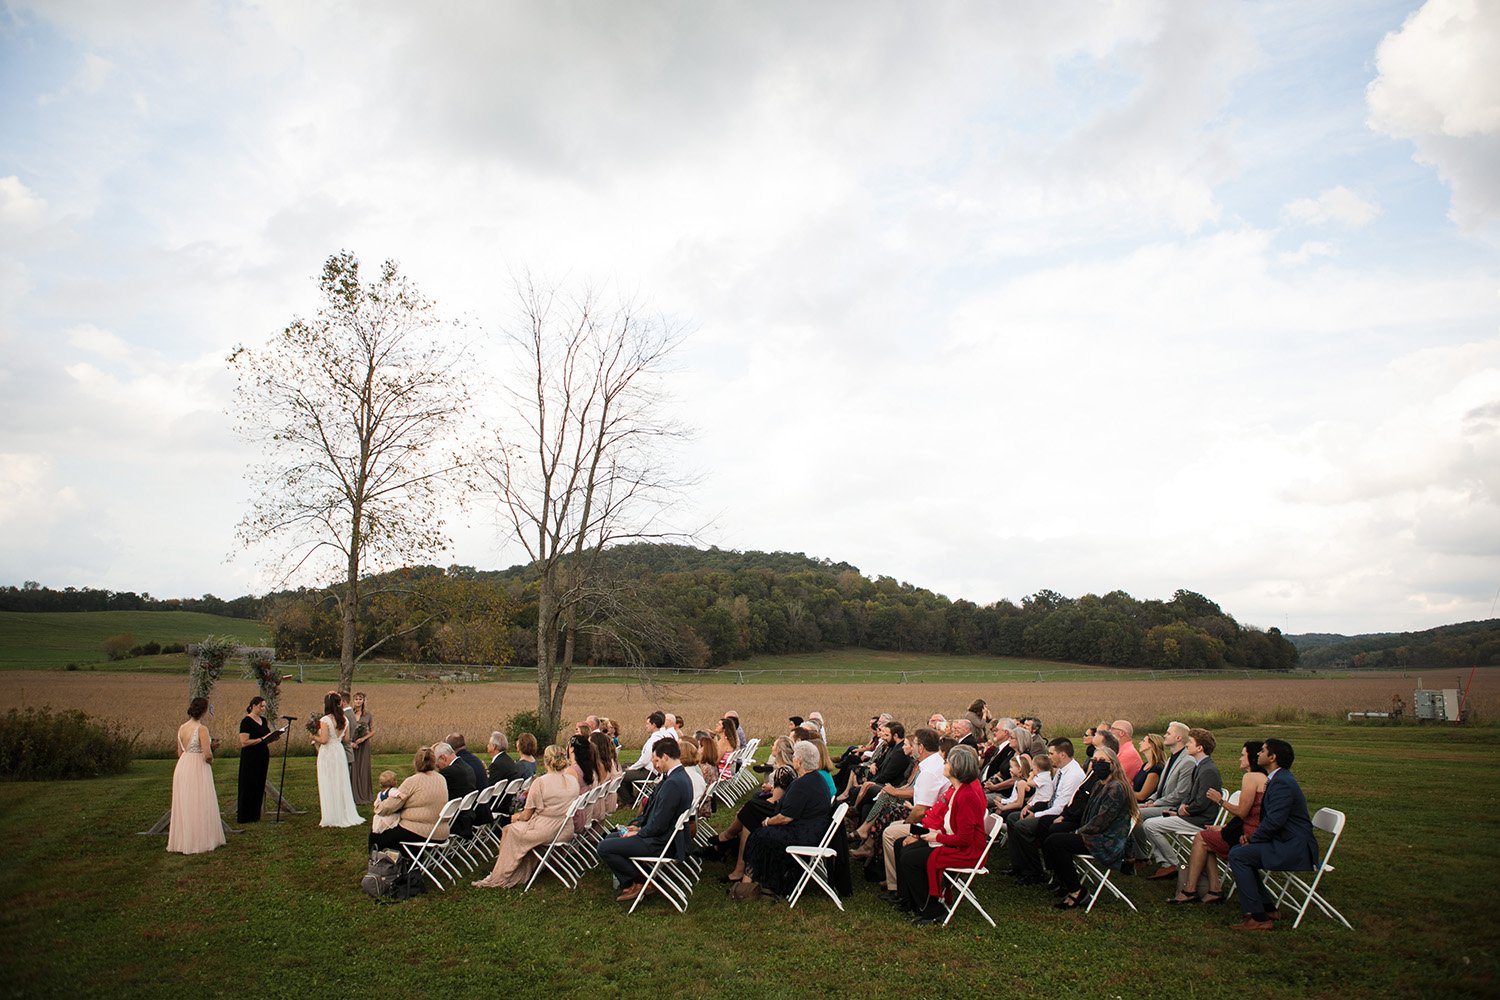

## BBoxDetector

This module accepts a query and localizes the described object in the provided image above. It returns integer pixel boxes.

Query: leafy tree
[229,251,471,695]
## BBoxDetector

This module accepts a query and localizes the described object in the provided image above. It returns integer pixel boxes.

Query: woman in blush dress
[1168,739,1268,904]
[472,744,580,889]
[168,697,226,855]
[349,691,375,805]
[312,691,362,828]
[590,731,621,819]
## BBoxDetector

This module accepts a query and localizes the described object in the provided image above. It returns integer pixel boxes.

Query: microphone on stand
[281,715,298,720]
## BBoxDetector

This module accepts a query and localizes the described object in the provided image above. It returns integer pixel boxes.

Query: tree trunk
[536,582,558,739]
[339,547,359,699]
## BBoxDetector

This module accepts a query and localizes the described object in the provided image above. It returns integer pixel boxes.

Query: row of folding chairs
[524,775,625,891]
[402,775,536,891]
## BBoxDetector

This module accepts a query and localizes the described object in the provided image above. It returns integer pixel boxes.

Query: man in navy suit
[1227,738,1319,930]
[599,737,693,903]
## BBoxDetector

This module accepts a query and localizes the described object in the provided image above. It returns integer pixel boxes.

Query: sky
[1,0,1497,636]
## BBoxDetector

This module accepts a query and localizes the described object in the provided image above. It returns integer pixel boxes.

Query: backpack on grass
[361,849,428,902]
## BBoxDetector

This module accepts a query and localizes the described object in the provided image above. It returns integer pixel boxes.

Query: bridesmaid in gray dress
[350,692,374,805]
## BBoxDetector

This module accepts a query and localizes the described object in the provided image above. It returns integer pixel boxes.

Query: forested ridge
[1290,618,1499,671]
[5,544,1304,672]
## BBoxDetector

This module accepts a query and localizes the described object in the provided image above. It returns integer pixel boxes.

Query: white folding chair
[1266,807,1352,929]
[522,793,587,891]
[401,798,463,891]
[786,802,850,910]
[941,812,1007,927]
[633,770,663,809]
[1074,818,1140,913]
[468,784,500,855]
[442,789,482,873]
[628,806,698,913]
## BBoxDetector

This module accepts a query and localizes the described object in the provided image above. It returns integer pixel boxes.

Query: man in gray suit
[1126,721,1194,870]
[1138,728,1223,879]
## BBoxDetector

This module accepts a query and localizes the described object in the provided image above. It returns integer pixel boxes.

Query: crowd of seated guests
[360,698,1308,929]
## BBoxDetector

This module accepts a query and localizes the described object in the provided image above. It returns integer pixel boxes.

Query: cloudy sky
[2,0,1497,635]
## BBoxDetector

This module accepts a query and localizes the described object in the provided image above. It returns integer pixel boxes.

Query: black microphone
[281,715,297,720]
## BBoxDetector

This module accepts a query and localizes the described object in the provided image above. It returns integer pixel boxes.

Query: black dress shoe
[878,890,901,903]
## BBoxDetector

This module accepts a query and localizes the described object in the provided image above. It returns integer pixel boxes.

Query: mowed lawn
[0,724,1495,999]
[0,611,267,669]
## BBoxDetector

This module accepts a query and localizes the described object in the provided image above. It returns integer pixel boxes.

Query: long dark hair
[570,734,601,785]
[588,731,617,771]
[1244,740,1267,774]
[323,692,345,730]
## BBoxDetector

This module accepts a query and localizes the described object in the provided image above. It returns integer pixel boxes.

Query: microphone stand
[275,715,297,823]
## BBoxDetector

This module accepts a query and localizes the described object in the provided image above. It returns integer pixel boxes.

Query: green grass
[0,611,267,669]
[0,724,1495,998]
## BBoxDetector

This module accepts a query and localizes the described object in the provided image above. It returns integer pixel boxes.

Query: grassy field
[0,611,267,669]
[0,723,1494,999]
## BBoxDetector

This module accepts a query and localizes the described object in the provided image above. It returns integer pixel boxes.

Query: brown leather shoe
[615,884,643,902]
[1148,866,1179,880]
[1232,916,1275,931]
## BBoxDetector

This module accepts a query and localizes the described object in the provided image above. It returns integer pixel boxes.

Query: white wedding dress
[316,715,363,828]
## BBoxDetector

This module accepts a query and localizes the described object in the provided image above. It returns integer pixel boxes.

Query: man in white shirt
[878,728,946,896]
[1005,737,1086,884]
[620,710,670,803]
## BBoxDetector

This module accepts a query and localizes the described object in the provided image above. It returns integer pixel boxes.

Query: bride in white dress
[313,691,363,828]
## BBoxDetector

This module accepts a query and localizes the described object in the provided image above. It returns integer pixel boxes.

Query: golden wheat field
[2,669,1490,754]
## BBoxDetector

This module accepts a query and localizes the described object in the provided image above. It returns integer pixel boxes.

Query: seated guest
[719,736,796,881]
[515,732,538,779]
[714,716,741,780]
[369,747,450,851]
[1028,749,1055,806]
[598,717,621,749]
[928,713,949,736]
[1042,747,1138,909]
[600,737,693,903]
[434,742,476,800]
[695,734,722,788]
[589,731,622,819]
[852,721,909,820]
[949,718,980,748]
[1112,720,1143,781]
[1004,737,1087,885]
[735,740,835,900]
[1228,739,1318,930]
[1139,728,1223,879]
[963,699,990,734]
[471,744,581,889]
[1134,734,1165,803]
[487,732,525,784]
[1170,740,1268,904]
[567,734,603,834]
[894,744,988,923]
[993,754,1033,815]
[678,738,708,806]
[447,732,488,790]
[620,711,671,803]
[850,734,920,857]
[878,728,946,894]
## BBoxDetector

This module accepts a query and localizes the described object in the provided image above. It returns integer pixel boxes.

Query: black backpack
[361,849,427,902]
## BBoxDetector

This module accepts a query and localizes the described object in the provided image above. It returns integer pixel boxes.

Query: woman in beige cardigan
[368,747,451,851]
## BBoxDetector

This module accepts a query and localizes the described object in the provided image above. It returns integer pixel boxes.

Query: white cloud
[0,176,47,228]
[1281,185,1381,227]
[1367,0,1500,229]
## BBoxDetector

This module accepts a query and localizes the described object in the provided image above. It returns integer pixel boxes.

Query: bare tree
[487,278,692,738]
[229,251,470,695]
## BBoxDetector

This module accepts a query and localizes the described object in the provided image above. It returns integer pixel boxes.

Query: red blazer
[925,779,987,897]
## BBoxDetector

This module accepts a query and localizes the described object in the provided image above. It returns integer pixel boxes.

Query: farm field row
[1,668,1485,755]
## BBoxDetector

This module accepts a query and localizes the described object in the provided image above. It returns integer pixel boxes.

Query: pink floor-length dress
[167,724,226,855]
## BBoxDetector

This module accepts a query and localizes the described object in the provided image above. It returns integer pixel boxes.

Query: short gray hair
[950,718,973,737]
[432,742,455,759]
[489,731,508,752]
[1167,721,1190,741]
[946,744,981,783]
[791,740,821,772]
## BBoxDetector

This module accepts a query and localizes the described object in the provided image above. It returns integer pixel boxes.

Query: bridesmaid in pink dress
[167,697,226,855]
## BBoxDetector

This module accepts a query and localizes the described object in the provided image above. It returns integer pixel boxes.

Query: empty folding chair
[941,812,1007,927]
[786,802,850,910]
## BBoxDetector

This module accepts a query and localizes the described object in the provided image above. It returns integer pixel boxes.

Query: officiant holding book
[237,697,282,823]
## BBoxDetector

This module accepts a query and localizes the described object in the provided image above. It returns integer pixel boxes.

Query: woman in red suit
[894,744,988,924]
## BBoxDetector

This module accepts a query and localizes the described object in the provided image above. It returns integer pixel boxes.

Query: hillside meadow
[1,667,1490,755]
[0,722,1495,999]
[0,611,267,669]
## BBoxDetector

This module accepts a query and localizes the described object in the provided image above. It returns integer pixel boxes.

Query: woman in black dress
[236,696,279,822]
[738,740,834,899]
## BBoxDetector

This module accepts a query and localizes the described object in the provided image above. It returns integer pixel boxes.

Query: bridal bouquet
[304,713,322,736]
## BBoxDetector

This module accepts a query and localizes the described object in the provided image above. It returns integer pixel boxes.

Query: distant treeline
[0,582,263,618]
[1292,619,1500,672]
[255,544,1299,672]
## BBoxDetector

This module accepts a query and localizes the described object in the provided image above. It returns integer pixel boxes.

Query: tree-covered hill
[1289,619,1499,671]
